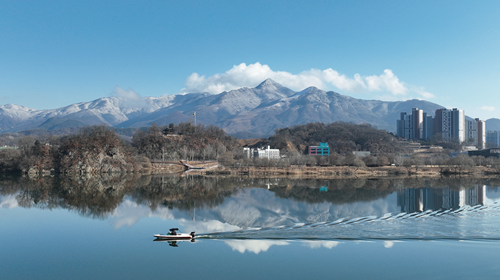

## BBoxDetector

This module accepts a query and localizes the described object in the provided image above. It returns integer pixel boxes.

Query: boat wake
[197,202,500,241]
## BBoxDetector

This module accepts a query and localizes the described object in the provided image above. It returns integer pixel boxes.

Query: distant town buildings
[243,146,280,159]
[308,142,330,156]
[397,108,486,148]
[486,131,500,148]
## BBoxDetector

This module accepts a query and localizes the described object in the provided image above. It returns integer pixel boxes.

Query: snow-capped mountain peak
[0,80,447,136]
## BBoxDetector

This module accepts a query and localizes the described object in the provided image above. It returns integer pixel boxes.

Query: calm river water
[1,175,500,279]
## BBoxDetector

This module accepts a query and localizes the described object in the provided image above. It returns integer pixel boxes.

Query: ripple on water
[201,203,500,241]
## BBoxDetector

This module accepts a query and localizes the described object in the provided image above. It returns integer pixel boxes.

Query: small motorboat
[154,228,195,240]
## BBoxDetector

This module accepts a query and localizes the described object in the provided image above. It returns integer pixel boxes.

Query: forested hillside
[269,122,402,154]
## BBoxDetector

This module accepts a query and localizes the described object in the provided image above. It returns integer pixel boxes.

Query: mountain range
[1,79,497,138]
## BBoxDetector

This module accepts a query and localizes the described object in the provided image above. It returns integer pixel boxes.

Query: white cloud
[179,63,434,100]
[113,86,142,100]
[111,86,151,110]
[412,87,436,99]
[481,106,495,112]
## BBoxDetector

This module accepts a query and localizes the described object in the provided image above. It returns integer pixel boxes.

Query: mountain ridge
[0,79,490,137]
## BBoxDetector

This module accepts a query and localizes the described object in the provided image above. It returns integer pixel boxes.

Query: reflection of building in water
[397,185,486,212]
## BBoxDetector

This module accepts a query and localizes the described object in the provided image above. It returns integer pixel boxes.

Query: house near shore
[352,151,371,158]
[468,148,500,158]
[243,146,280,159]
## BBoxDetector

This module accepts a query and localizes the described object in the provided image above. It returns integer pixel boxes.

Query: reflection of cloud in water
[384,241,394,248]
[0,195,18,209]
[224,240,289,254]
[301,240,340,249]
[177,219,240,235]
[383,241,402,248]
[109,199,241,233]
[110,199,174,229]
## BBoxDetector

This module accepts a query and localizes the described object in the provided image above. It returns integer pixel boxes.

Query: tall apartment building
[413,108,424,140]
[396,108,424,140]
[396,112,411,139]
[450,108,465,143]
[434,108,465,143]
[398,107,478,145]
[466,118,486,149]
[477,118,486,149]
[423,112,434,140]
[486,131,500,148]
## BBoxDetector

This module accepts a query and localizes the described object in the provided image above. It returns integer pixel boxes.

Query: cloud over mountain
[180,63,434,100]
[111,86,151,110]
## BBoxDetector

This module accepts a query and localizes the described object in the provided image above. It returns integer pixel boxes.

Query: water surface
[1,175,500,279]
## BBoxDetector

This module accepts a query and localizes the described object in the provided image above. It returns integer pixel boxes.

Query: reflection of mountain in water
[1,175,500,228]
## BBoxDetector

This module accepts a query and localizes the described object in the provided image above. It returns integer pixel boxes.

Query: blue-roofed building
[308,142,330,156]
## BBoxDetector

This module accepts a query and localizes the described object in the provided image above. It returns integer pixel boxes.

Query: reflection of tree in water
[128,176,240,211]
[54,174,138,219]
[2,174,137,219]
[270,177,500,205]
[12,176,58,209]
[0,174,242,218]
[0,174,26,195]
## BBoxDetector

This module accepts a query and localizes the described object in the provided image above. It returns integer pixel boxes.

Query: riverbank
[187,165,500,178]
[17,159,500,179]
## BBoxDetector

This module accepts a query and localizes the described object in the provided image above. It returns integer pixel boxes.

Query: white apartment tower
[434,108,465,143]
[450,108,465,143]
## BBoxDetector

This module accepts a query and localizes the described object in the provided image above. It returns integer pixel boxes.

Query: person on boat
[168,228,178,235]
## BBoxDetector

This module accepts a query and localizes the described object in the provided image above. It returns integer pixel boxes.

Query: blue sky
[1,0,499,120]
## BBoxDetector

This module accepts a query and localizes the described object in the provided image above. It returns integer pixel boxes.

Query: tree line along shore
[0,121,499,177]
